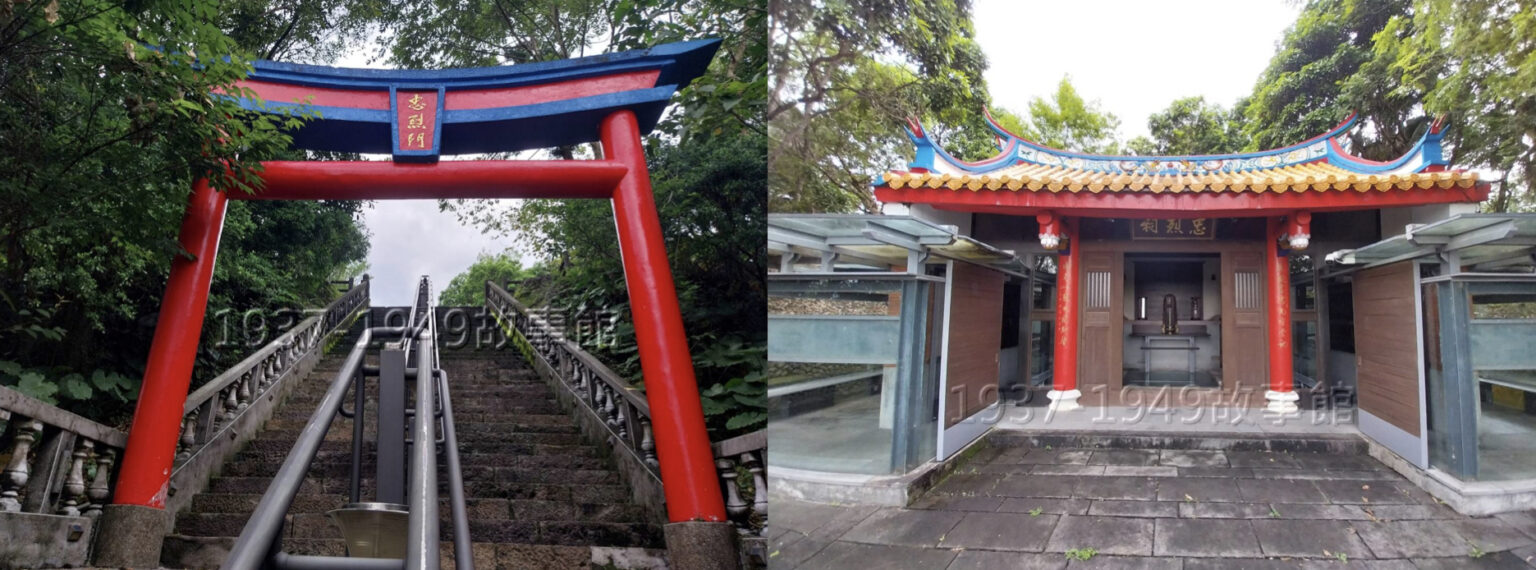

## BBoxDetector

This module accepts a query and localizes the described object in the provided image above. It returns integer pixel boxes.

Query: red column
[114,178,229,507]
[1049,220,1082,411]
[1265,217,1299,413]
[599,111,727,523]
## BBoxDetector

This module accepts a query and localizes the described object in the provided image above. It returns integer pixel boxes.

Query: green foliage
[1242,0,1412,153]
[440,253,530,307]
[770,0,991,213]
[1128,96,1246,155]
[1013,78,1122,154]
[1064,548,1097,561]
[1241,0,1534,211]
[0,0,369,424]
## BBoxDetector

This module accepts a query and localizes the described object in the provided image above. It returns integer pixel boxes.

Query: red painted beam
[877,184,1489,219]
[599,111,727,523]
[231,160,629,200]
[115,179,229,508]
[446,70,660,110]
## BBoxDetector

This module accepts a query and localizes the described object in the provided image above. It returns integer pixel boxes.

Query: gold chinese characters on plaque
[1130,218,1214,240]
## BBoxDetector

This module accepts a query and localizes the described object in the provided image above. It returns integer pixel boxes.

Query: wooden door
[1221,250,1267,394]
[1078,250,1123,395]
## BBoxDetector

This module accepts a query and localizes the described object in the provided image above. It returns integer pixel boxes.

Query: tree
[1383,0,1536,212]
[1127,96,1247,155]
[0,0,371,421]
[769,0,991,213]
[439,253,530,306]
[1242,0,1416,155]
[1012,78,1122,154]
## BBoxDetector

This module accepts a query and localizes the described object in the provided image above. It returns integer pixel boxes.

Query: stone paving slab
[770,445,1536,569]
[1045,515,1152,556]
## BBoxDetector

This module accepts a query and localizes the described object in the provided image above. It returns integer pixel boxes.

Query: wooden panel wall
[1078,250,1123,392]
[945,262,1004,428]
[1353,262,1421,433]
[1221,250,1268,391]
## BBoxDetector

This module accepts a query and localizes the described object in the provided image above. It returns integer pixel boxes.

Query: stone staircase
[160,320,667,569]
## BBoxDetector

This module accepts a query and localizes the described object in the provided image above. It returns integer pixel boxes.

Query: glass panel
[1029,320,1054,387]
[1469,287,1536,481]
[767,278,929,475]
[1292,320,1318,388]
[1424,282,1457,475]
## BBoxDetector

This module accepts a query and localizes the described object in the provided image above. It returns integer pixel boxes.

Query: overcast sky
[973,0,1302,142]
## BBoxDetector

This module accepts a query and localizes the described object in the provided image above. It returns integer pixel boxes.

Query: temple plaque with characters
[1131,218,1214,240]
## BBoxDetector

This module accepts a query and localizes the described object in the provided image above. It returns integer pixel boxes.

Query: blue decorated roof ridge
[903,111,1454,178]
[246,38,720,91]
[980,109,1358,164]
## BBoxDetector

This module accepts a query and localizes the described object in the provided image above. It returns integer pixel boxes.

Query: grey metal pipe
[437,369,473,570]
[271,553,404,570]
[405,329,439,570]
[221,330,372,570]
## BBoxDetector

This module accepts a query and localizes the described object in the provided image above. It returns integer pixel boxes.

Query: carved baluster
[221,384,238,424]
[640,422,658,468]
[1,417,41,512]
[177,412,196,462]
[718,456,747,522]
[614,401,629,440]
[85,447,114,518]
[744,451,767,522]
[236,371,252,410]
[602,387,620,430]
[57,439,90,516]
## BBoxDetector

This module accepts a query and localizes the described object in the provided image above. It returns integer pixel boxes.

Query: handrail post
[377,345,408,504]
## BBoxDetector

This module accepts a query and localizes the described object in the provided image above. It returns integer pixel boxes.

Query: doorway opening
[1123,253,1222,388]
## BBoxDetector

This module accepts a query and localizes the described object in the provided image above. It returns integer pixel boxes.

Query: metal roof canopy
[1330,214,1536,271]
[768,214,1025,275]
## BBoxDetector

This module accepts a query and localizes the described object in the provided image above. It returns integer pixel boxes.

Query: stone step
[161,535,669,569]
[230,448,607,471]
[204,477,633,504]
[174,513,661,548]
[253,429,589,446]
[237,438,601,458]
[188,494,649,525]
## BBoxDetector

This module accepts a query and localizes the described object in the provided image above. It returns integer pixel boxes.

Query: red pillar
[1049,220,1082,411]
[599,110,727,523]
[1265,217,1299,413]
[114,178,229,507]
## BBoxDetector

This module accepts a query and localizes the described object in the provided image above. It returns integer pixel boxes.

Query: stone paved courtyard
[770,445,1536,569]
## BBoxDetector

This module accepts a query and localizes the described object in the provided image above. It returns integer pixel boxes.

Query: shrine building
[767,112,1536,514]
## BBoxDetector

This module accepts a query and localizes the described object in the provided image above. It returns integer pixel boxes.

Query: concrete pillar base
[1265,390,1300,414]
[92,504,170,568]
[1047,389,1082,412]
[663,521,739,570]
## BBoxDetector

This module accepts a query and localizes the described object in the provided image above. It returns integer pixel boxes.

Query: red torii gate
[109,39,727,539]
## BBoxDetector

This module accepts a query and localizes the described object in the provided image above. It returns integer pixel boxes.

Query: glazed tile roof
[881,161,1481,194]
[877,113,1488,207]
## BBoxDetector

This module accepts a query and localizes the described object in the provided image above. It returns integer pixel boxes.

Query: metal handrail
[222,276,477,570]
[222,325,375,569]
